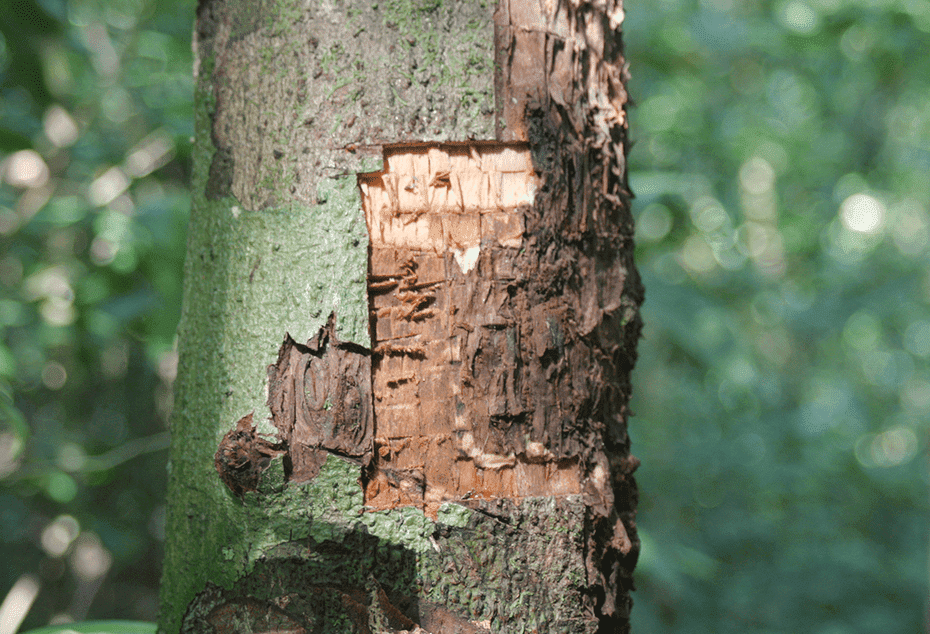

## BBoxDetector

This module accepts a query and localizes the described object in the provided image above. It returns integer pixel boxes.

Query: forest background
[1,0,928,632]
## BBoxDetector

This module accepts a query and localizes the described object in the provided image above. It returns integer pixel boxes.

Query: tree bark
[160,1,642,633]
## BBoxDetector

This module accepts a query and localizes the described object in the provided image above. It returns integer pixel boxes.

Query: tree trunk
[160,0,642,632]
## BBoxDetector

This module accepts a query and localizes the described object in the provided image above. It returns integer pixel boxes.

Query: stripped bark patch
[493,0,643,626]
[358,142,595,517]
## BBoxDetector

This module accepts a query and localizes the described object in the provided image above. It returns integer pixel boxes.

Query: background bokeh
[0,0,927,632]
[0,0,191,629]
[626,1,930,632]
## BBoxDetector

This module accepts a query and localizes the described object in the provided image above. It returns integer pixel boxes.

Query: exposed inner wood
[359,142,583,516]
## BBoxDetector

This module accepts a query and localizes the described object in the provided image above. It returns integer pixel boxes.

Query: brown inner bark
[359,143,583,518]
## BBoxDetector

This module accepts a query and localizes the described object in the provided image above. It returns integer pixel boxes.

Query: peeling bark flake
[266,314,374,482]
[214,315,374,496]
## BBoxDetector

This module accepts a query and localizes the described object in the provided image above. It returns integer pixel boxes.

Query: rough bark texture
[493,0,642,624]
[161,0,640,632]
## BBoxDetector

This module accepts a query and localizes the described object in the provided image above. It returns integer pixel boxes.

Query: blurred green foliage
[626,0,930,631]
[1,0,927,632]
[0,0,192,628]
[20,621,156,634]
